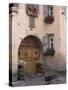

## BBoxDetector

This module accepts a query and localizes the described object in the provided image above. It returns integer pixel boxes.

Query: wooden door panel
[33,48,40,60]
[22,47,33,60]
[25,61,35,74]
[19,46,40,75]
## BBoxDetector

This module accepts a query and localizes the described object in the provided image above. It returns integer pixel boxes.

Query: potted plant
[18,64,27,80]
[35,62,44,75]
[44,69,58,82]
[44,16,54,24]
[44,48,55,56]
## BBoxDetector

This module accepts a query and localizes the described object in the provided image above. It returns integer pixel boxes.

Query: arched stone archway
[18,35,43,76]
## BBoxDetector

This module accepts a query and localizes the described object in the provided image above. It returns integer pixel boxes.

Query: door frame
[18,35,43,76]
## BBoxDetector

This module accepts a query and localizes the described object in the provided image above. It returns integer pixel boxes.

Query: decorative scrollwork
[26,4,39,17]
[9,3,19,14]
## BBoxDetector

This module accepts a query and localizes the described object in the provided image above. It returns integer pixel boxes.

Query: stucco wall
[43,6,66,71]
[10,4,66,81]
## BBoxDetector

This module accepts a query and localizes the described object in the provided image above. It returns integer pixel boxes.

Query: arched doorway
[18,35,43,76]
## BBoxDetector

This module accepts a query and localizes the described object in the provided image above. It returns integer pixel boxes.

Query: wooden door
[19,46,40,75]
[18,36,41,75]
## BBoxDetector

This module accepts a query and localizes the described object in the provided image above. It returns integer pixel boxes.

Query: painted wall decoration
[26,4,39,17]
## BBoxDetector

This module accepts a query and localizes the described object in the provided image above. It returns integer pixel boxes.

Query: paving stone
[12,74,66,86]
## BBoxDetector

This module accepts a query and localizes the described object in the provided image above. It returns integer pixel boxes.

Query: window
[44,5,54,24]
[48,5,53,16]
[43,34,55,55]
[44,5,53,17]
[29,16,35,28]
[43,36,49,53]
[43,34,54,50]
[47,33,54,48]
[50,37,54,48]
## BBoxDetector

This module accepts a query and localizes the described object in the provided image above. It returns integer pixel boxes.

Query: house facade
[9,3,66,82]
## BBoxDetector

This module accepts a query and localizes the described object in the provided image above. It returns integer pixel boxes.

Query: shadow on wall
[44,53,66,71]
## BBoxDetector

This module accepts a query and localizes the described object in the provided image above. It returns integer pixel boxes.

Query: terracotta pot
[44,16,54,24]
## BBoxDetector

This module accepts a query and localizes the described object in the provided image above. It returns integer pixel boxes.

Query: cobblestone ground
[12,74,66,87]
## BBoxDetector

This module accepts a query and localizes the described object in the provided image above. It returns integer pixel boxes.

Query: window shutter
[43,36,49,53]
[44,5,49,17]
